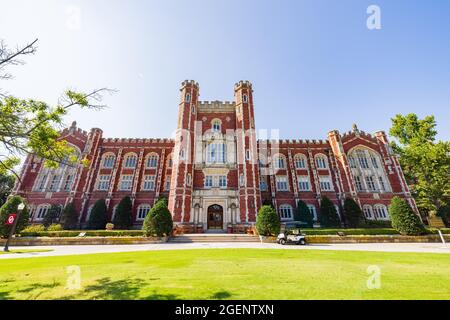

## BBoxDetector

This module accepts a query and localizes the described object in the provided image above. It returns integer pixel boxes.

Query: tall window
[142,175,156,191]
[36,173,48,192]
[371,155,379,169]
[307,204,318,221]
[165,176,171,190]
[374,204,389,220]
[239,174,245,187]
[273,155,286,169]
[123,154,137,168]
[243,94,248,103]
[35,204,50,220]
[365,176,377,191]
[49,175,61,192]
[63,174,74,192]
[298,176,311,191]
[356,150,369,169]
[319,176,333,191]
[119,175,133,191]
[205,176,213,188]
[276,176,289,191]
[207,143,226,164]
[378,177,386,191]
[315,155,327,169]
[355,175,363,192]
[212,120,221,132]
[137,204,151,220]
[146,154,158,168]
[260,180,267,191]
[185,93,191,102]
[294,155,307,169]
[102,154,115,168]
[348,156,357,168]
[363,205,374,219]
[219,176,227,188]
[279,204,293,221]
[97,175,111,191]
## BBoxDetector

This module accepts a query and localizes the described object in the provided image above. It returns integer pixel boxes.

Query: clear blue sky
[1,0,449,141]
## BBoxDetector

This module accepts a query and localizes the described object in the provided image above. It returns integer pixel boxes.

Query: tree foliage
[389,197,425,235]
[389,114,450,217]
[343,198,364,228]
[113,196,133,229]
[294,200,314,227]
[0,38,111,180]
[256,205,280,236]
[60,202,79,230]
[0,195,29,238]
[319,197,341,228]
[143,198,173,237]
[87,199,108,230]
[0,173,14,206]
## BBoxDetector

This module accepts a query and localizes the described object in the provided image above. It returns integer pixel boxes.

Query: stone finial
[352,123,359,133]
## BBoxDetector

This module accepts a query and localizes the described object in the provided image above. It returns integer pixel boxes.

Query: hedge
[20,230,144,237]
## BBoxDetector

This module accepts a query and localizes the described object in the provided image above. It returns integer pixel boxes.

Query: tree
[143,198,173,237]
[343,198,364,228]
[113,196,133,229]
[0,173,14,206]
[0,38,111,181]
[0,195,29,238]
[389,114,450,218]
[294,200,314,228]
[42,204,61,228]
[60,202,79,230]
[256,205,280,236]
[87,199,108,230]
[319,197,341,228]
[389,197,425,235]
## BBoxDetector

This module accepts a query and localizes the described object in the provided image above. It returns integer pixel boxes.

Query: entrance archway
[207,204,223,230]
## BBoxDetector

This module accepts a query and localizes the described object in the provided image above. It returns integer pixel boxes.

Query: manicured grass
[0,249,448,300]
[0,249,53,255]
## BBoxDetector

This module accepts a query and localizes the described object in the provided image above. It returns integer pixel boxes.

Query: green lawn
[0,249,449,300]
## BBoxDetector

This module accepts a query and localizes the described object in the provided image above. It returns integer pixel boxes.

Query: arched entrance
[207,204,223,230]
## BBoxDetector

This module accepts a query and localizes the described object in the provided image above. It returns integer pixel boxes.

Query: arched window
[137,204,151,221]
[146,154,159,168]
[35,204,51,221]
[307,204,318,221]
[374,204,389,220]
[363,205,374,220]
[123,154,137,168]
[102,153,116,168]
[279,204,293,221]
[185,93,191,102]
[273,154,286,169]
[294,154,307,169]
[315,155,328,169]
[211,119,221,133]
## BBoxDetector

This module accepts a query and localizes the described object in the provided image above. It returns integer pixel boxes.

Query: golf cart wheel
[299,239,306,245]
[280,239,286,245]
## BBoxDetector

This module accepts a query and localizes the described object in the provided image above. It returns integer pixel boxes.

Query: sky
[1,0,449,141]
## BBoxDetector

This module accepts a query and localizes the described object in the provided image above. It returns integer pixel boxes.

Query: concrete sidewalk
[1,242,449,259]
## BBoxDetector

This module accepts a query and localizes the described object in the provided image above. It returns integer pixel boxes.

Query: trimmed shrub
[143,198,173,237]
[0,196,30,238]
[360,220,392,228]
[113,196,133,229]
[294,200,314,228]
[87,199,108,230]
[256,205,280,236]
[60,202,79,230]
[42,204,62,228]
[47,224,63,231]
[319,196,341,228]
[20,229,144,237]
[389,197,426,235]
[22,224,46,233]
[343,198,364,228]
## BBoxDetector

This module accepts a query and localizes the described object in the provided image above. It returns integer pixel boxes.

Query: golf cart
[277,228,307,245]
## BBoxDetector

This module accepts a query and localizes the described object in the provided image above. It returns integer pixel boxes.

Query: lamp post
[3,202,25,252]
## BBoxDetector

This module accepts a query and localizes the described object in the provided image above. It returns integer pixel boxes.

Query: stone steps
[169,233,260,243]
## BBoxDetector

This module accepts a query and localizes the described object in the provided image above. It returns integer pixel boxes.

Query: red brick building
[13,80,417,232]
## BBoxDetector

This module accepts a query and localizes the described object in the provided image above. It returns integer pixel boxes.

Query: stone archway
[207,204,223,230]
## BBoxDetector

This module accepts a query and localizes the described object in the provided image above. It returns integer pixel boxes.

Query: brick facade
[13,81,417,231]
